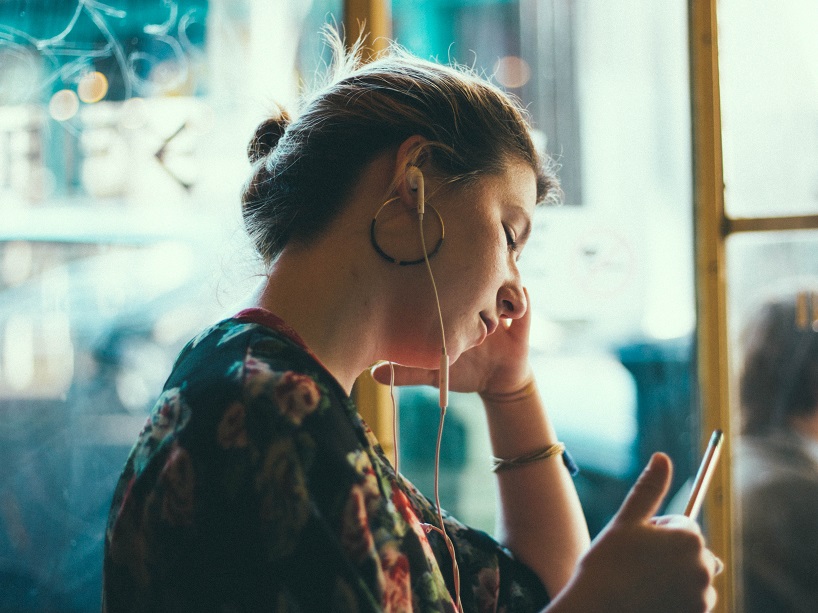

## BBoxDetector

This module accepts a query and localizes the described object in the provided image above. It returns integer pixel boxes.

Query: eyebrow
[519,217,532,243]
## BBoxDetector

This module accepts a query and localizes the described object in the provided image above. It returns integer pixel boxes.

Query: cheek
[392,297,443,342]
[445,244,504,296]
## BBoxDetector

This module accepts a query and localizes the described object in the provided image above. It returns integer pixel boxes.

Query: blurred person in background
[736,290,818,613]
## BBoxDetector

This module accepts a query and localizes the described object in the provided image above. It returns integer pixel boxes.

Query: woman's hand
[372,288,535,395]
[549,453,721,613]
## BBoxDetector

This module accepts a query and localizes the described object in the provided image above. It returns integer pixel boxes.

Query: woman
[103,33,719,612]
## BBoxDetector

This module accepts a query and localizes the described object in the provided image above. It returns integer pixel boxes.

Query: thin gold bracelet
[491,442,566,472]
[480,378,537,404]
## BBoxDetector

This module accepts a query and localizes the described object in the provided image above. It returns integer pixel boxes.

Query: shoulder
[127,318,340,473]
[176,316,302,369]
[171,316,333,400]
[736,433,818,483]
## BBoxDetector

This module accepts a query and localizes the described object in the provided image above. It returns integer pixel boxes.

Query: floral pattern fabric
[103,308,550,612]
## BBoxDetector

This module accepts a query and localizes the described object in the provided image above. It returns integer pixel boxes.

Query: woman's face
[391,157,537,367]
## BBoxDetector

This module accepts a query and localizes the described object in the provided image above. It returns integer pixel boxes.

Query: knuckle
[692,563,711,589]
[677,529,705,552]
[705,585,718,611]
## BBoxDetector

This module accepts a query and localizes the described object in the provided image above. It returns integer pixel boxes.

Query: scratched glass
[726,230,818,613]
[0,1,342,610]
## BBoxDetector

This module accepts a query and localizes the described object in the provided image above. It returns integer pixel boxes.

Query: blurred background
[1,1,816,611]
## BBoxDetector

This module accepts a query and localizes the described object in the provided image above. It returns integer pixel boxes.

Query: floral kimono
[102,308,551,612]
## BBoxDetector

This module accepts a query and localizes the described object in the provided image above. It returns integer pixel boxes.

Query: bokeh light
[77,71,109,103]
[48,89,80,121]
[494,56,531,89]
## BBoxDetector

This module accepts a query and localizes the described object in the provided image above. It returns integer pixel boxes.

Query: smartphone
[684,429,724,519]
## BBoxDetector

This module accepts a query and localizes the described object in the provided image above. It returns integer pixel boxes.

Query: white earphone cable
[389,361,399,475]
[417,192,462,612]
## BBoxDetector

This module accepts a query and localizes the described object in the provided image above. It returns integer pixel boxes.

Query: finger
[704,549,724,577]
[650,514,703,535]
[613,452,673,525]
[705,584,718,612]
[519,286,532,327]
[370,362,438,388]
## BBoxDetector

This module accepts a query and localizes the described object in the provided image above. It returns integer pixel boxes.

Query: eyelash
[504,226,520,257]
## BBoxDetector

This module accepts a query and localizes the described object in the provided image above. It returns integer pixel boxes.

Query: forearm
[481,378,590,597]
[536,576,602,613]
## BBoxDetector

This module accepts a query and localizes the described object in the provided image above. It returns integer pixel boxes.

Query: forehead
[471,158,538,215]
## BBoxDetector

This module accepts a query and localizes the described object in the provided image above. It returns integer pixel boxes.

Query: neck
[254,242,386,394]
[246,150,414,392]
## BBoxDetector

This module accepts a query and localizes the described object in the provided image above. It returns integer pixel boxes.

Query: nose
[497,281,527,320]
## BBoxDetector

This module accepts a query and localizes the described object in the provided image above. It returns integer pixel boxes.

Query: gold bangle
[491,442,566,473]
[480,378,537,404]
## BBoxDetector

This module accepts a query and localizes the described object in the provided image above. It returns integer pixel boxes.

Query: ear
[394,135,430,210]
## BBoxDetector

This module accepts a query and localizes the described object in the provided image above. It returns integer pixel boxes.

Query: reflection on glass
[727,231,818,332]
[719,0,818,218]
[728,231,818,612]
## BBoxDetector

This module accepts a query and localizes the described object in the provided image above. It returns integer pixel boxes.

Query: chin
[412,353,447,372]
[447,347,468,368]
[408,345,454,371]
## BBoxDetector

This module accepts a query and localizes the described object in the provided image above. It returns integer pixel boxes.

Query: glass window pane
[726,230,818,612]
[0,1,341,609]
[393,0,698,537]
[719,1,818,218]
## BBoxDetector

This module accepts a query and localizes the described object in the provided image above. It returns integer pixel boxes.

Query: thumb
[613,452,673,525]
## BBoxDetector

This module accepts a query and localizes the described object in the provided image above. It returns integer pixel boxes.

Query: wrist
[480,375,537,405]
[543,574,606,613]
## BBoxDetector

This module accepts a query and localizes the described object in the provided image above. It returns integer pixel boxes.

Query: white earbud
[406,166,425,216]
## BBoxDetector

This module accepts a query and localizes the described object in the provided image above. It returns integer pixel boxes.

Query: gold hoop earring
[369,197,445,266]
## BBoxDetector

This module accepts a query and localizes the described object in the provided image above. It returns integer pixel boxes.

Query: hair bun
[248,109,291,163]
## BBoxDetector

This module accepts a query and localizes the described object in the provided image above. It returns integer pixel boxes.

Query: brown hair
[241,30,560,265]
[739,296,818,435]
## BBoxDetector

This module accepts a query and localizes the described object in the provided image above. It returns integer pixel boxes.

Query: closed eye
[504,225,521,260]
